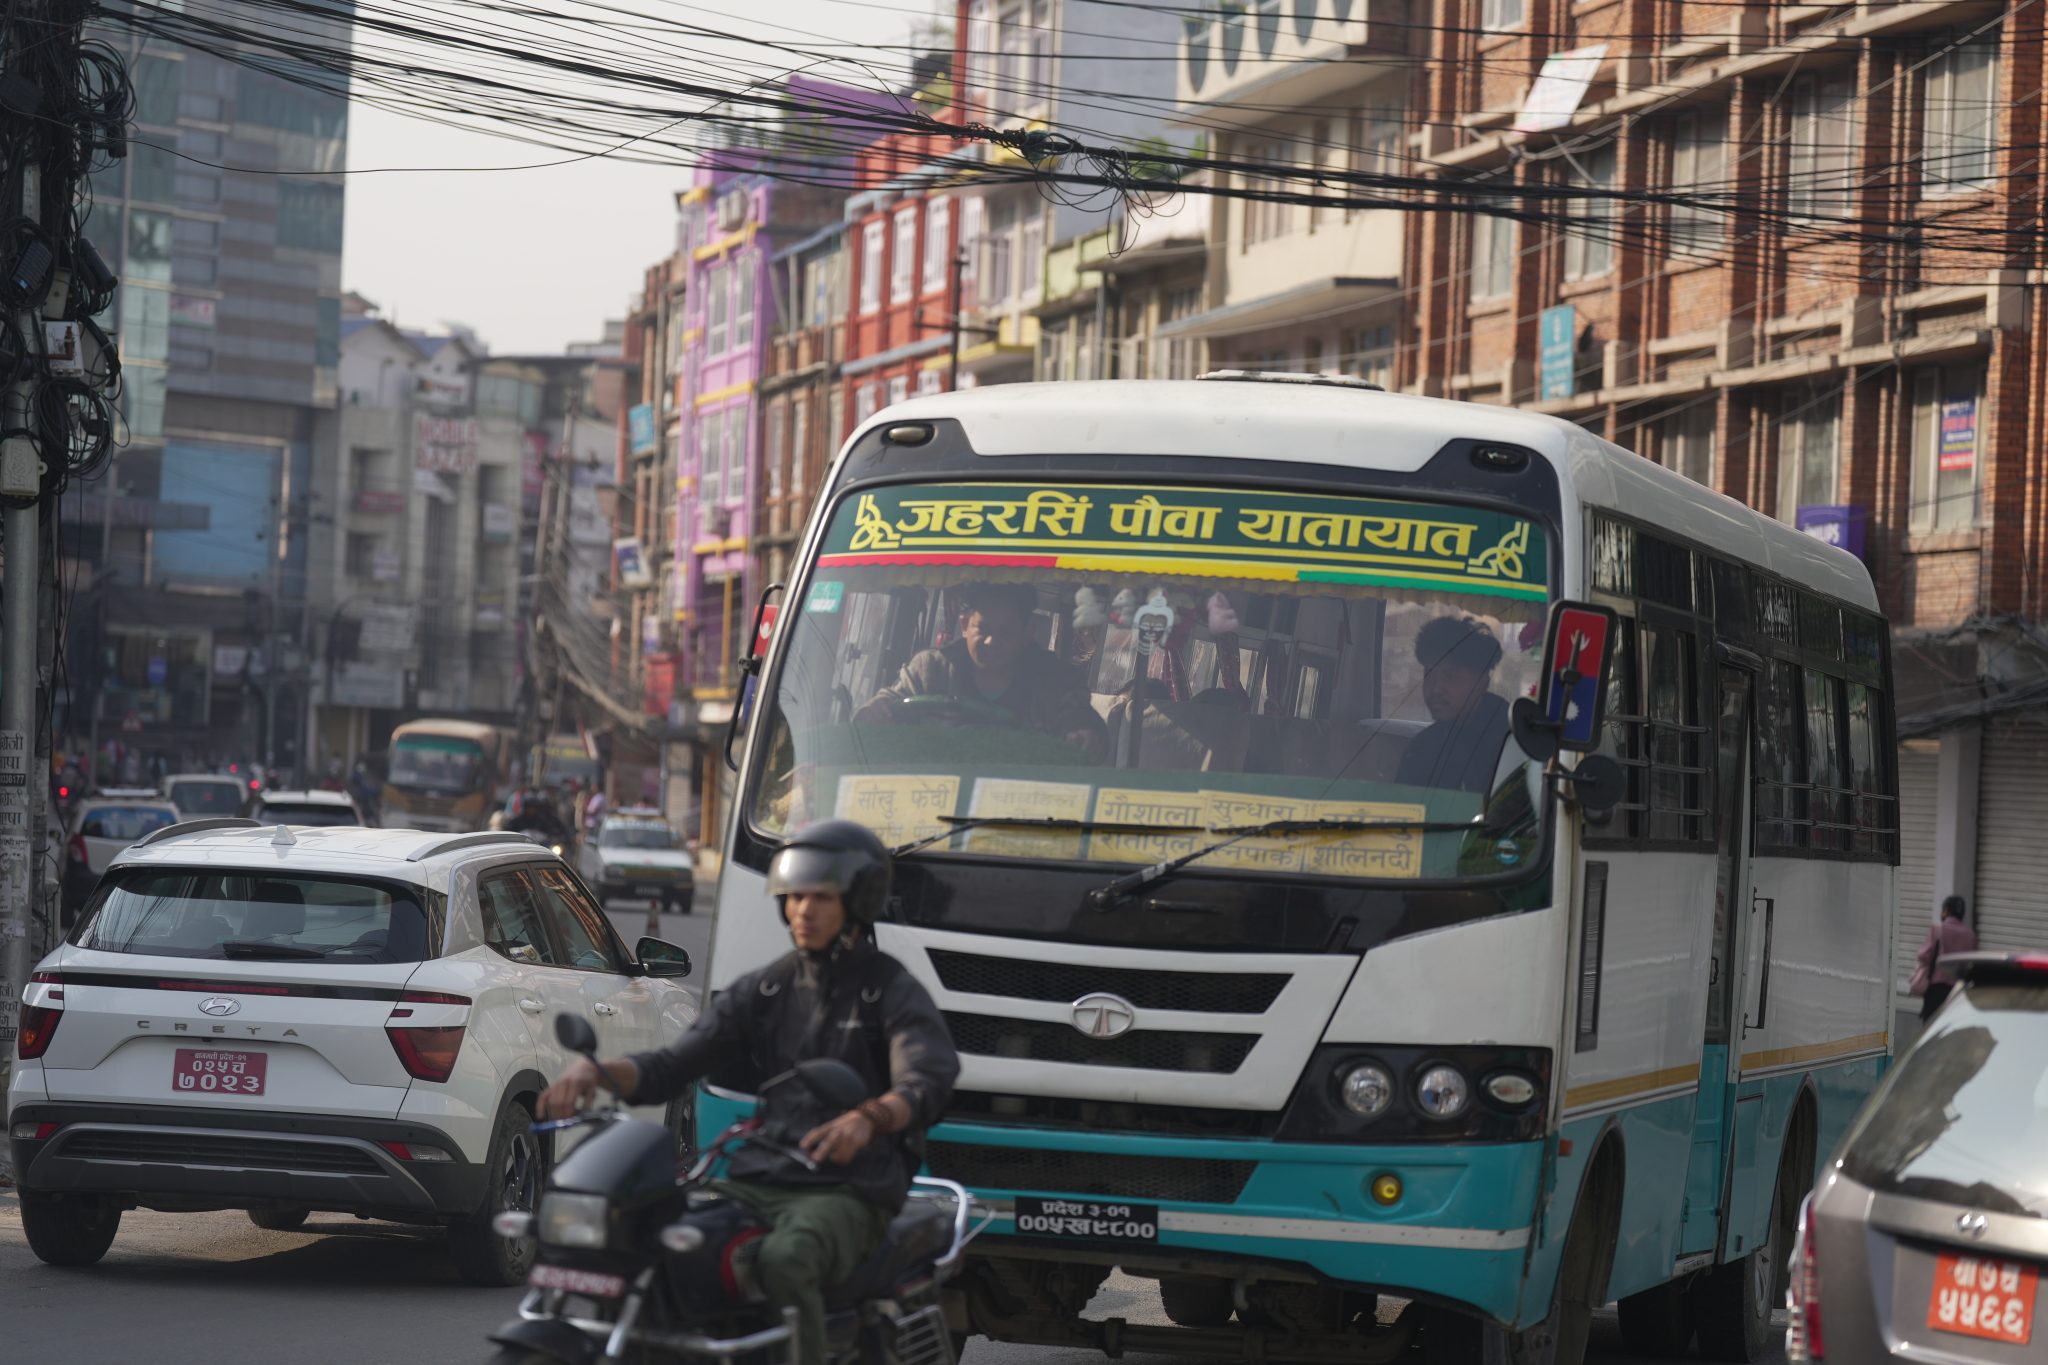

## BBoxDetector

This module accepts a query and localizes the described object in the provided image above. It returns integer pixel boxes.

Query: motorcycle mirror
[793,1058,868,1110]
[554,1012,599,1057]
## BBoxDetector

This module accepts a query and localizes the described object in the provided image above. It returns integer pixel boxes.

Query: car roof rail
[135,817,262,848]
[406,831,544,863]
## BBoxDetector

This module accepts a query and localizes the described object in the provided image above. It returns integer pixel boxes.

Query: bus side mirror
[1510,601,1623,814]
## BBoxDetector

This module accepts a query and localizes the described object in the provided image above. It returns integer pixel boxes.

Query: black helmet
[766,819,893,924]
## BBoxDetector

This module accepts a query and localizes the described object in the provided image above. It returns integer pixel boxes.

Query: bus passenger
[1397,615,1511,794]
[856,582,1108,760]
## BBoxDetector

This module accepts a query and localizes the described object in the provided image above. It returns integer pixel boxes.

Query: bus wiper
[1087,817,1481,911]
[220,941,327,960]
[889,814,1217,858]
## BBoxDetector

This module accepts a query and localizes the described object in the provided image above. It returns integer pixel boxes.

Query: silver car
[1788,951,2048,1362]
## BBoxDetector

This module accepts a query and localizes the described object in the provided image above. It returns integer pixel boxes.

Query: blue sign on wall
[628,403,657,455]
[1539,305,1576,401]
[1796,504,1867,559]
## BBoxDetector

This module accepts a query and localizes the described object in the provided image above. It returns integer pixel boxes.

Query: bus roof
[392,718,504,746]
[859,381,1877,614]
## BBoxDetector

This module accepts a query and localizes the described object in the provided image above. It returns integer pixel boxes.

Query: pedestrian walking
[1912,895,1978,1020]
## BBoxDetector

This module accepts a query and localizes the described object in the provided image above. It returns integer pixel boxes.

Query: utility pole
[947,248,966,392]
[0,0,130,1181]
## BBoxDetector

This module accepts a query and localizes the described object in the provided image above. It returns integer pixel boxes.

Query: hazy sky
[339,0,906,355]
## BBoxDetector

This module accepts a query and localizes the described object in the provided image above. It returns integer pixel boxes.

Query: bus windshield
[751,479,1551,883]
[390,735,484,793]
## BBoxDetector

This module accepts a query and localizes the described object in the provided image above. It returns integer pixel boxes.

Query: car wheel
[248,1206,310,1231]
[449,1097,545,1287]
[19,1190,123,1266]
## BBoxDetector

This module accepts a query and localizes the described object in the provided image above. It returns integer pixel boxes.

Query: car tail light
[378,1141,453,1162]
[67,833,88,865]
[1788,1192,1824,1361]
[18,989,62,1059]
[387,1024,466,1082]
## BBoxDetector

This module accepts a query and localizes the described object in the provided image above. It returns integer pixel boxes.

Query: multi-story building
[1401,0,2048,1035]
[1160,0,1409,381]
[316,304,524,773]
[758,224,851,587]
[61,22,349,784]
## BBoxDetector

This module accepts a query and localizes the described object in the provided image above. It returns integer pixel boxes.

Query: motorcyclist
[537,820,959,1365]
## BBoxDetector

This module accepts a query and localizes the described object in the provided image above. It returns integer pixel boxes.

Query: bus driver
[1396,614,1512,795]
[855,582,1108,760]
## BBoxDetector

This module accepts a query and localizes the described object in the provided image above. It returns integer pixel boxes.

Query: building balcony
[1176,0,1394,117]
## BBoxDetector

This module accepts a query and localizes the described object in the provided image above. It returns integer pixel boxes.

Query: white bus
[708,375,1896,1364]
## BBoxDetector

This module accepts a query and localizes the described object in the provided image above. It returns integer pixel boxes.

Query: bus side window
[1845,683,1893,858]
[1804,669,1849,853]
[1592,619,1640,839]
[1753,660,1805,850]
[1642,625,1704,843]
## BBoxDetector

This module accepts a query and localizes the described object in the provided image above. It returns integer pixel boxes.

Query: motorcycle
[486,1014,984,1365]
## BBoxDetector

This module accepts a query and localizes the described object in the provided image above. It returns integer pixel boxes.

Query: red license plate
[1928,1250,2039,1344]
[172,1048,268,1096]
[529,1263,627,1298]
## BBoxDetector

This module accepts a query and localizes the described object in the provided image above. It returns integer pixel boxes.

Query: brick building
[1402,0,2048,1024]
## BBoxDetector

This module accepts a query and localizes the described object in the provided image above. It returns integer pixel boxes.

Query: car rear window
[1839,983,2048,1218]
[170,782,244,816]
[81,807,177,840]
[71,870,440,963]
[254,803,360,827]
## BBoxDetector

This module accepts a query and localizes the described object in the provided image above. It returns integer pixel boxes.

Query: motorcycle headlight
[537,1192,608,1249]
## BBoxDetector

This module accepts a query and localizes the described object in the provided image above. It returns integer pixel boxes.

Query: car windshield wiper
[220,940,328,960]
[889,814,1214,858]
[1087,817,1484,910]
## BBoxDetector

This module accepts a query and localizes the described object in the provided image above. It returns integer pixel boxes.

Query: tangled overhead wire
[0,0,131,505]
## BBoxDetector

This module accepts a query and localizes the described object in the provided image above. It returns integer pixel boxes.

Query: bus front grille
[927,1141,1257,1204]
[927,950,1288,1013]
[944,1012,1254,1073]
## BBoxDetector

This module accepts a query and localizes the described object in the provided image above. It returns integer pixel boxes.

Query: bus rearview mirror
[1526,600,1619,755]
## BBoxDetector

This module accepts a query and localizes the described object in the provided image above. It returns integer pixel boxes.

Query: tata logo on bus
[1070,993,1137,1039]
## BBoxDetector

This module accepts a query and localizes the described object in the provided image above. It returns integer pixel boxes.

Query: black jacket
[623,935,959,1210]
[1395,691,1511,794]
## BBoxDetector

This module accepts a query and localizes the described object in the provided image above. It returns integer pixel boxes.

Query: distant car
[61,796,182,922]
[164,773,250,819]
[245,789,369,828]
[1787,950,2048,1363]
[592,812,694,911]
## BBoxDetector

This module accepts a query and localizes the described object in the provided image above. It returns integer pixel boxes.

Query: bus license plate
[1013,1197,1158,1243]
[172,1048,267,1095]
[1927,1251,2037,1345]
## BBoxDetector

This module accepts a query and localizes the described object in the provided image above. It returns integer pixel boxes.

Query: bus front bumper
[698,1093,1544,1323]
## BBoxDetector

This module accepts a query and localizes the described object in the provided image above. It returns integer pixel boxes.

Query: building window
[891,207,918,305]
[982,199,1015,303]
[1018,213,1043,299]
[790,397,809,503]
[1658,403,1715,485]
[996,0,1053,109]
[345,532,379,578]
[922,197,952,295]
[722,403,746,507]
[1242,140,1290,245]
[733,259,755,351]
[1563,144,1616,280]
[1483,0,1525,30]
[859,220,884,315]
[886,374,909,407]
[1040,322,1068,382]
[1787,79,1853,219]
[707,261,730,354]
[1776,384,1840,522]
[1342,324,1395,387]
[958,197,982,294]
[966,0,995,112]
[698,409,723,530]
[1923,37,1998,194]
[1349,111,1402,223]
[1471,213,1514,299]
[1669,113,1726,254]
[766,403,786,501]
[1910,363,1983,530]
[917,368,943,396]
[855,381,880,424]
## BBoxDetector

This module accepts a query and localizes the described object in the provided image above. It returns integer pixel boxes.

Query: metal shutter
[1895,742,1939,995]
[1974,719,2048,953]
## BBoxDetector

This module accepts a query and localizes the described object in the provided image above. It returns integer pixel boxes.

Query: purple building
[672,77,893,704]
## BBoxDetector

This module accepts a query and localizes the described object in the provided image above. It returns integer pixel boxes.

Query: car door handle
[592,1002,618,1017]
[519,998,545,1015]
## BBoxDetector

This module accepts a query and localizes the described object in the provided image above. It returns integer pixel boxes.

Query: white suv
[6,820,698,1285]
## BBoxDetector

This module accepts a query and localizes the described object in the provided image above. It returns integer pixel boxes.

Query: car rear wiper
[1087,817,1483,910]
[889,814,1215,858]
[220,941,328,960]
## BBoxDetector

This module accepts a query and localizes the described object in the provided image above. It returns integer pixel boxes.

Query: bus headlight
[1415,1065,1470,1119]
[1339,1062,1394,1117]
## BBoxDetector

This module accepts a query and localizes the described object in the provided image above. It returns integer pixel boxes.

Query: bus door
[1678,663,1757,1258]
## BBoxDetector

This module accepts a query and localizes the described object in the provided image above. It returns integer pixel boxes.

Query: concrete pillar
[1934,726,1982,926]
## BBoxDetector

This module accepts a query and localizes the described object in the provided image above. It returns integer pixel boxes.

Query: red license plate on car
[1928,1251,2039,1344]
[529,1263,627,1298]
[172,1048,268,1096]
